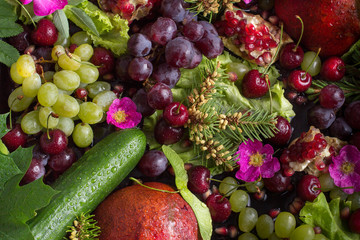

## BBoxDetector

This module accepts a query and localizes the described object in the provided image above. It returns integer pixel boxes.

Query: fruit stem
[293,16,304,52]
[46,113,52,140]
[15,0,36,28]
[265,74,273,113]
[129,177,180,193]
[176,101,184,114]
[305,48,321,75]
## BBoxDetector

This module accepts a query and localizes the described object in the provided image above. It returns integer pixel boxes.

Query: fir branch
[65,212,100,240]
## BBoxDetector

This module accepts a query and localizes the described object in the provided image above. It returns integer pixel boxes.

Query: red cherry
[279,43,304,69]
[268,116,292,147]
[241,69,269,98]
[187,165,211,194]
[320,56,346,82]
[40,129,68,155]
[48,147,76,174]
[297,174,321,202]
[90,47,115,75]
[287,70,312,92]
[205,193,231,223]
[154,118,184,145]
[31,19,58,46]
[349,209,360,234]
[2,124,27,152]
[264,171,292,193]
[163,102,189,127]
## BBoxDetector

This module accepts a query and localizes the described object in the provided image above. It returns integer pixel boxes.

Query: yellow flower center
[249,152,264,167]
[341,162,355,174]
[113,110,127,123]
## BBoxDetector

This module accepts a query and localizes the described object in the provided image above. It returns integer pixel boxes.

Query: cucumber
[28,129,146,240]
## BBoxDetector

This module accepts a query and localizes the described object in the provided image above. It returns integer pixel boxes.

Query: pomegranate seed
[255,30,263,38]
[280,151,290,164]
[255,56,265,66]
[121,2,135,14]
[268,39,278,48]
[235,26,242,33]
[238,19,247,29]
[228,226,238,238]
[245,35,256,44]
[269,208,280,218]
[315,160,326,171]
[236,10,243,18]
[262,52,272,64]
[283,166,295,177]
[259,24,269,34]
[245,43,255,51]
[227,18,239,28]
[245,23,256,34]
[224,27,235,36]
[215,227,228,236]
[225,11,234,21]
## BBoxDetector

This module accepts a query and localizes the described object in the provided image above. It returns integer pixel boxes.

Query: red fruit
[205,193,232,223]
[264,171,292,193]
[279,42,304,69]
[297,174,321,202]
[48,147,76,174]
[241,69,269,98]
[90,47,115,76]
[349,209,360,234]
[31,19,58,46]
[187,165,211,194]
[274,0,360,57]
[2,124,27,152]
[344,101,360,130]
[20,158,45,185]
[154,118,184,145]
[320,57,346,82]
[287,70,312,92]
[268,116,292,147]
[163,102,189,127]
[39,129,68,155]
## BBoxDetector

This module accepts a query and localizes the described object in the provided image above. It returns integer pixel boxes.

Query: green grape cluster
[8,41,116,148]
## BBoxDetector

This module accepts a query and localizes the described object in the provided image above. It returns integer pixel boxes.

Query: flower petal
[117,111,142,129]
[235,165,260,182]
[33,0,68,16]
[118,97,138,113]
[20,0,33,5]
[260,157,280,179]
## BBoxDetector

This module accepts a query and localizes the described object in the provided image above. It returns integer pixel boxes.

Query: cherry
[187,165,211,194]
[264,171,292,193]
[2,124,27,152]
[349,208,360,234]
[154,118,184,145]
[163,102,189,127]
[90,47,115,76]
[205,193,232,223]
[279,42,304,69]
[31,19,58,46]
[297,174,321,202]
[287,70,312,92]
[137,150,168,177]
[267,116,292,147]
[241,69,269,98]
[69,44,78,53]
[40,129,68,155]
[20,158,45,185]
[320,56,346,82]
[319,84,345,109]
[48,147,76,174]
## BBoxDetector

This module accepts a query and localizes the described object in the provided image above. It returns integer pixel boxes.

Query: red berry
[31,19,58,46]
[187,165,211,194]
[287,70,312,92]
[297,174,321,202]
[2,124,27,152]
[320,56,346,82]
[39,129,68,155]
[268,116,292,147]
[163,102,189,127]
[279,43,304,69]
[90,47,115,75]
[319,84,345,109]
[205,193,231,223]
[242,69,269,98]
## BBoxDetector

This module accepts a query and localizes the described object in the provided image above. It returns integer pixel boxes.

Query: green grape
[318,173,335,192]
[347,192,360,211]
[70,31,92,45]
[74,44,94,61]
[51,45,66,61]
[52,94,80,118]
[330,188,348,200]
[56,117,74,137]
[16,54,36,78]
[238,207,258,232]
[226,62,250,85]
[38,82,59,107]
[43,71,55,83]
[39,107,59,129]
[219,176,238,196]
[54,32,70,47]
[58,53,81,71]
[289,224,315,240]
[246,180,264,193]
[53,70,80,91]
[58,89,73,95]
[78,102,103,124]
[92,90,117,111]
[75,63,99,84]
[8,86,34,112]
[314,234,329,240]
[79,82,88,89]
[10,62,24,84]
[72,123,93,148]
[238,232,258,240]
[274,212,296,238]
[21,110,43,134]
[256,214,274,239]
[86,81,111,99]
[22,73,42,97]
[229,189,249,212]
[268,232,282,240]
[301,51,321,76]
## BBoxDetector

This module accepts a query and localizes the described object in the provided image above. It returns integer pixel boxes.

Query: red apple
[274,0,360,57]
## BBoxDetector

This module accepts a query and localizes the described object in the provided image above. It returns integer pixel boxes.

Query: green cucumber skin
[28,129,146,240]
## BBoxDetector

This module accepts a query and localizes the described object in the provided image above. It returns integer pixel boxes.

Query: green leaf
[0,112,9,139]
[0,0,17,20]
[162,145,212,240]
[0,40,20,67]
[65,6,99,36]
[0,154,20,190]
[53,10,69,39]
[0,19,22,37]
[67,0,86,6]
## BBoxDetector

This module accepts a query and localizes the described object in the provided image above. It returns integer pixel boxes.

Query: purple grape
[127,33,152,57]
[307,105,336,130]
[8,26,31,52]
[137,150,168,177]
[32,144,50,166]
[140,22,153,39]
[183,21,204,42]
[147,82,173,110]
[33,47,54,72]
[344,101,360,130]
[160,0,186,22]
[195,33,224,59]
[165,37,195,68]
[115,54,133,80]
[48,147,76,174]
[319,84,345,109]
[329,117,352,140]
[150,17,177,45]
[199,21,219,37]
[183,10,198,23]
[152,62,181,88]
[184,46,202,69]
[128,57,153,82]
[20,158,45,185]
[132,88,156,117]
[154,118,184,145]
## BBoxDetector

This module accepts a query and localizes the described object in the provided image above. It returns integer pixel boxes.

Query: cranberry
[349,209,360,234]
[241,69,269,98]
[163,102,189,127]
[297,174,321,202]
[39,129,68,155]
[287,70,312,92]
[187,165,211,194]
[268,116,292,147]
[264,171,292,193]
[90,47,115,76]
[205,193,232,223]
[320,56,346,82]
[2,124,27,152]
[31,19,58,46]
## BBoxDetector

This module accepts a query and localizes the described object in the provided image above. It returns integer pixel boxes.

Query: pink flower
[235,139,280,182]
[106,97,142,129]
[20,0,68,16]
[243,0,253,4]
[329,145,360,194]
